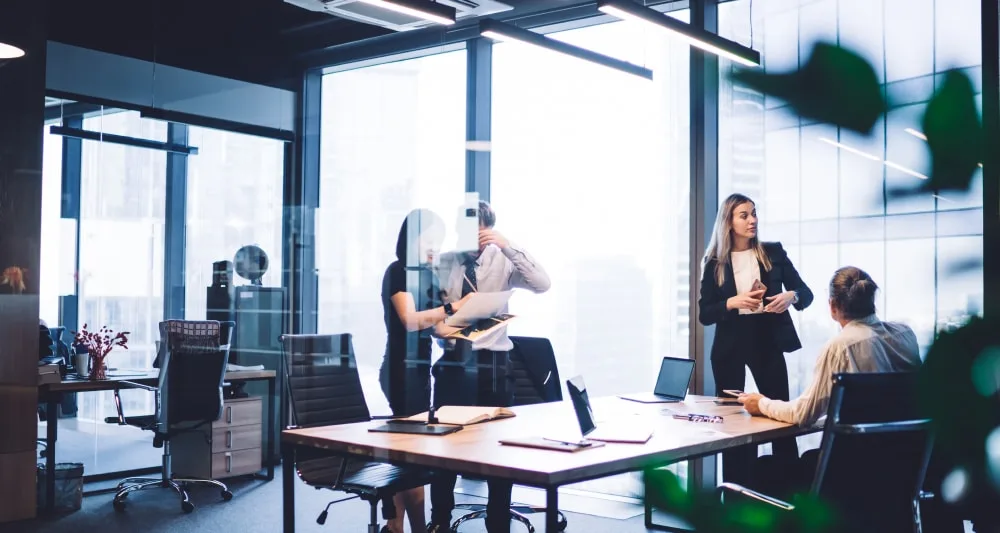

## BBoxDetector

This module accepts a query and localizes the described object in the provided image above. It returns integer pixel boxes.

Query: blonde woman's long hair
[702,193,772,287]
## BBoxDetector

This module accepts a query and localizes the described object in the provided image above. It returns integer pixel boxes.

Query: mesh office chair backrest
[281,333,370,429]
[158,320,227,430]
[812,372,932,533]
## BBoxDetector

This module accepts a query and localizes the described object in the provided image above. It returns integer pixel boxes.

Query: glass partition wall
[39,102,287,477]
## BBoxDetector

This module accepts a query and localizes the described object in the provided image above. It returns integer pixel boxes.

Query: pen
[542,437,592,447]
[672,414,723,423]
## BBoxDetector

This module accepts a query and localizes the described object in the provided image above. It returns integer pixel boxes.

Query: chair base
[113,476,232,513]
[452,503,568,533]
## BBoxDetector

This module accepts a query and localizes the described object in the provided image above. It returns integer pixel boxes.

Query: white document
[444,290,513,327]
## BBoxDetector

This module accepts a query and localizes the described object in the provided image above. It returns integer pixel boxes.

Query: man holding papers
[427,200,551,533]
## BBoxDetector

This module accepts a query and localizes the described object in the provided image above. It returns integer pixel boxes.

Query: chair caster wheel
[113,499,126,513]
[182,500,195,513]
[221,490,233,501]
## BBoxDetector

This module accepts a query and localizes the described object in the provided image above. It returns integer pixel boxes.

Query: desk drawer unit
[213,398,262,429]
[212,449,261,478]
[173,397,262,479]
[212,425,262,453]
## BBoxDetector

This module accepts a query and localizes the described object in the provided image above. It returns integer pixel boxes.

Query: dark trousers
[430,475,514,532]
[430,348,514,532]
[712,324,798,490]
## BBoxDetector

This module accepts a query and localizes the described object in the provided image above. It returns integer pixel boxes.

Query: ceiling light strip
[597,0,760,67]
[479,18,653,80]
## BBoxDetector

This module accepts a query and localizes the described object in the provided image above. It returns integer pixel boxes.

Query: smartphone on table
[722,389,744,397]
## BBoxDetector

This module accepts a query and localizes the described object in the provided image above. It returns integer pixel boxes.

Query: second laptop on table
[618,357,695,404]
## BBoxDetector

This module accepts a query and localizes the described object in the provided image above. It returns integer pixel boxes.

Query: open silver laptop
[618,357,696,404]
[566,375,652,444]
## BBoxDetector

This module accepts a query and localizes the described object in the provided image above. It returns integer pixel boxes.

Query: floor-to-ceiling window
[184,126,285,320]
[316,50,468,414]
[40,108,170,475]
[718,0,984,401]
[40,125,66,327]
[490,11,691,498]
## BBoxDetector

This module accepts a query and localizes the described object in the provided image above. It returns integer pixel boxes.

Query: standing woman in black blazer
[698,193,813,488]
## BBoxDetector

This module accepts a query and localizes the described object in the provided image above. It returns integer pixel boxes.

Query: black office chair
[281,333,434,533]
[106,320,235,513]
[451,336,568,533]
[717,372,935,533]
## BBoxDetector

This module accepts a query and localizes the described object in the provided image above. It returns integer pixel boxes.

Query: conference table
[38,368,277,513]
[281,395,819,532]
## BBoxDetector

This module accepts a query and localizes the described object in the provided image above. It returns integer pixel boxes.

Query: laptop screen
[566,375,597,437]
[653,357,696,399]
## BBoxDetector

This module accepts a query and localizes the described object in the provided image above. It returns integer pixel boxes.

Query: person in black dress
[377,209,471,533]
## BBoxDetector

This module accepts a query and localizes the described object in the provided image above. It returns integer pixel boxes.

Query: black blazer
[698,242,813,359]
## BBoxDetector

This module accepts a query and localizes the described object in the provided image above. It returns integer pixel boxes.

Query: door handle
[226,430,233,448]
[226,406,232,423]
[226,452,232,473]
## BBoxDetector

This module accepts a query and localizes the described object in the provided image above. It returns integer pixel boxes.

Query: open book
[446,314,516,342]
[403,405,516,426]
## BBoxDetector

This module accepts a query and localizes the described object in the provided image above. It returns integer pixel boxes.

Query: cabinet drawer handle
[226,406,232,423]
[226,430,233,448]
[226,452,232,473]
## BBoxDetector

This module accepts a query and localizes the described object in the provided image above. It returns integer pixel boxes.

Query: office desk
[281,396,819,533]
[38,369,277,513]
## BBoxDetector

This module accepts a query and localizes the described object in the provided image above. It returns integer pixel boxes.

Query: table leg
[45,393,58,513]
[545,487,559,533]
[267,376,276,480]
[282,444,295,533]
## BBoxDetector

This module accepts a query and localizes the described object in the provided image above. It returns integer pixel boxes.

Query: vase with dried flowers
[72,324,129,380]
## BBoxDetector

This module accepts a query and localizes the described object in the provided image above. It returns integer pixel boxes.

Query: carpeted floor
[8,467,673,533]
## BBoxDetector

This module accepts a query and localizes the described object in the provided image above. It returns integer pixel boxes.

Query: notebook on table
[401,405,516,426]
[618,357,696,404]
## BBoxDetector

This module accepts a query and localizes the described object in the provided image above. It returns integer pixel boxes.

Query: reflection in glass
[184,126,285,320]
[491,16,690,497]
[316,50,468,416]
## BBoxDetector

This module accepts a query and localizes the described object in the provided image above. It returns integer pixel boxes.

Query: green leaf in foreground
[730,42,884,135]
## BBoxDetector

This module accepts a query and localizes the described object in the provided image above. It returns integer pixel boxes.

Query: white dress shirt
[437,242,550,351]
[759,314,921,426]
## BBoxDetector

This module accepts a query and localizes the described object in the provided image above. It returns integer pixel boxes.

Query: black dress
[378,261,442,417]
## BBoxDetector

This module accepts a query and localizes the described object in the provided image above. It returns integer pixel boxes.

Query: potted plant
[72,324,129,381]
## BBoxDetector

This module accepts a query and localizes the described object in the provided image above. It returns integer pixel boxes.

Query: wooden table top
[38,368,276,392]
[283,396,819,487]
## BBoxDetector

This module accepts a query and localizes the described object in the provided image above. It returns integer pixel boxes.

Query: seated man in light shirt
[426,200,551,533]
[739,266,922,427]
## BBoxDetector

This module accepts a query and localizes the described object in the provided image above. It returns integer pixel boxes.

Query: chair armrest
[106,381,159,425]
[118,380,158,392]
[717,482,795,511]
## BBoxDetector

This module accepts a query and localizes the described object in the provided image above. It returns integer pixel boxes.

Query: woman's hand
[726,289,765,311]
[763,291,796,314]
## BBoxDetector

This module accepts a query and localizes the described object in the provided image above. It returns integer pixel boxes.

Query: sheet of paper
[444,290,513,326]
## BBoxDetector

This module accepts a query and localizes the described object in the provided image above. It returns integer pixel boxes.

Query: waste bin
[36,462,84,513]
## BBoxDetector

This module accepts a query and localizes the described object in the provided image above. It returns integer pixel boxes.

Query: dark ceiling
[47,0,385,89]
[45,0,677,90]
